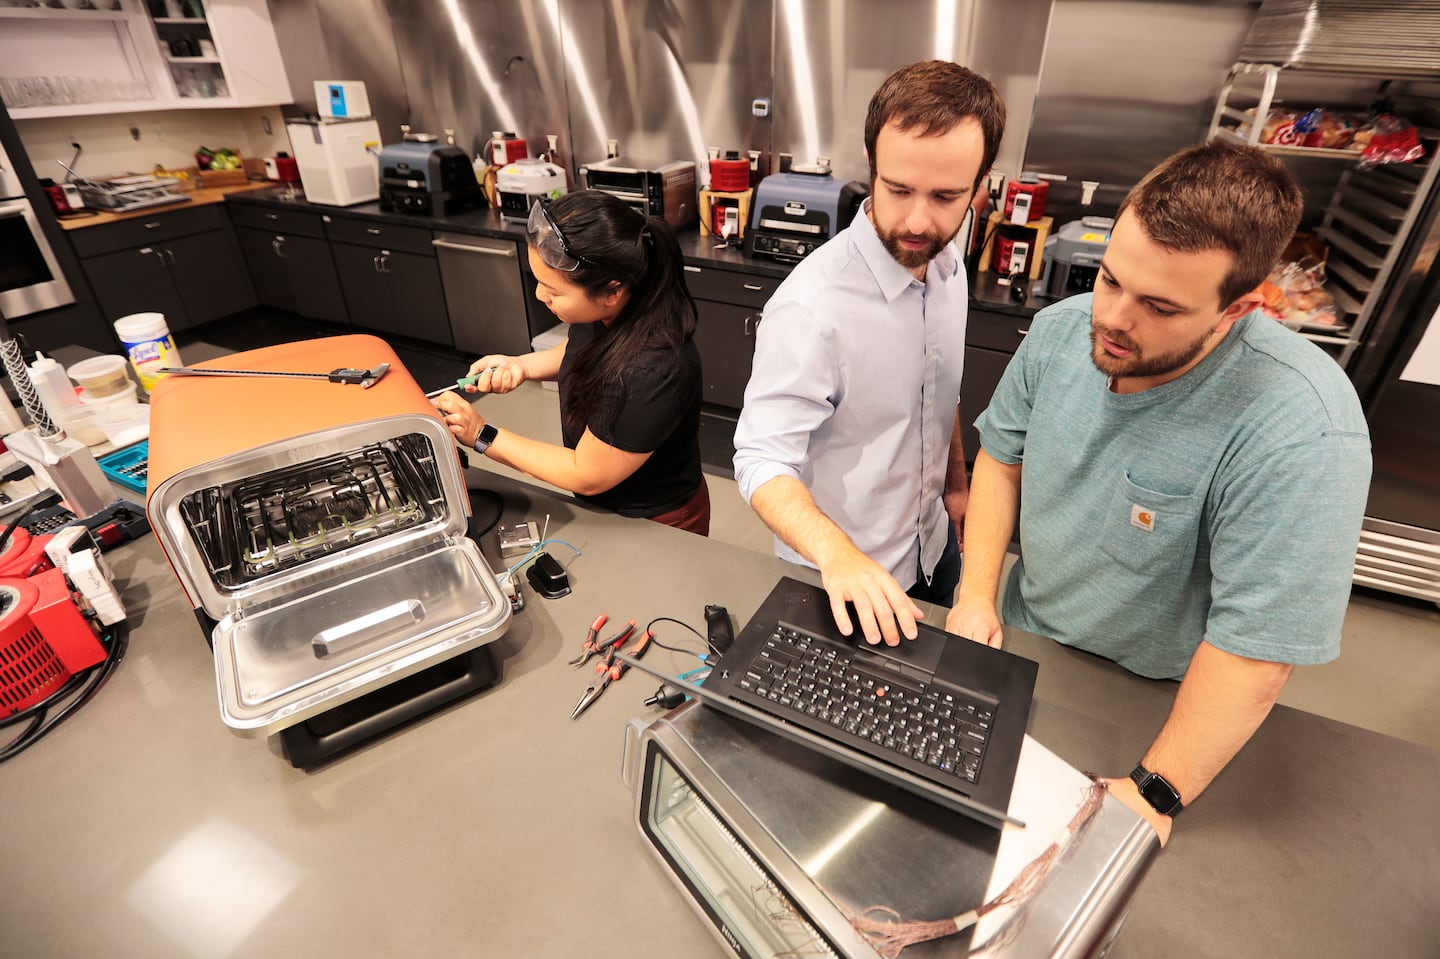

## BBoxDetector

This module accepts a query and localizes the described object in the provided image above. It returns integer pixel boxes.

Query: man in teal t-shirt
[947,141,1371,846]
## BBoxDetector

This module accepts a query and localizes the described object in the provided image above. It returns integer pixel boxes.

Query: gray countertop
[2,466,1436,958]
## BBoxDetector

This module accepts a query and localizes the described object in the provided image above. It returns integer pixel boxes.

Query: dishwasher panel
[432,232,533,355]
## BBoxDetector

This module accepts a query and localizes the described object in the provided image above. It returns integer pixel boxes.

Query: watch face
[1138,774,1181,814]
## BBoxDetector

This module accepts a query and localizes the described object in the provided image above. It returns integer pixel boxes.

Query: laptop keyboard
[735,624,995,784]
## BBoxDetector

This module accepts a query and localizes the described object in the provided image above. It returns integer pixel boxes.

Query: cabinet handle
[273,237,286,258]
[743,282,764,291]
[683,265,702,273]
[366,228,383,235]
[144,221,163,230]
[265,213,279,220]
[745,313,759,336]
[1018,328,1029,336]
[376,253,390,273]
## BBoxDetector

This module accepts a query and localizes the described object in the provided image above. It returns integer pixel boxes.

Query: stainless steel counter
[2,466,1437,958]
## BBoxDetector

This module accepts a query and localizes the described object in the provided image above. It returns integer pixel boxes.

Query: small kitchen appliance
[495,157,568,221]
[485,131,528,166]
[284,117,382,207]
[744,160,867,263]
[315,81,371,120]
[623,700,1158,958]
[145,335,511,767]
[378,130,485,216]
[0,568,107,717]
[579,157,698,227]
[1041,216,1114,299]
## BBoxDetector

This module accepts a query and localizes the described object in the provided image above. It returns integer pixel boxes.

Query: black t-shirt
[557,321,703,518]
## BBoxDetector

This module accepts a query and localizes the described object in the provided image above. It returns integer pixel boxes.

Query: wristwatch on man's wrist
[1130,763,1184,816]
[472,423,499,455]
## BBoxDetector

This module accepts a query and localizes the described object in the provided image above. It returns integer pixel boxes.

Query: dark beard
[1089,323,1215,380]
[878,226,955,269]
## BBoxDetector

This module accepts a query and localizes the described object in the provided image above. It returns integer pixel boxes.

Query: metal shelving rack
[1208,61,1440,370]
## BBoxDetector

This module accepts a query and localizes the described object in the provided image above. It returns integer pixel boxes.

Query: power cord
[0,619,128,764]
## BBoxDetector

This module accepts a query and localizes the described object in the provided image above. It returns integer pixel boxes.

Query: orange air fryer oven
[145,335,509,766]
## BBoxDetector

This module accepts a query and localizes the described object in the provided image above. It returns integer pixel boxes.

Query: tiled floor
[178,310,1440,752]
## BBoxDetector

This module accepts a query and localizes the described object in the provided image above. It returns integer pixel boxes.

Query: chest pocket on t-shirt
[1097,471,1203,574]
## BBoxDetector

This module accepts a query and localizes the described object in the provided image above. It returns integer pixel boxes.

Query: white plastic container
[67,355,132,398]
[0,390,22,434]
[114,312,182,394]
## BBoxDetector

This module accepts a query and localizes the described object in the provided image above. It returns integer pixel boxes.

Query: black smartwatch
[472,423,499,455]
[1130,763,1184,816]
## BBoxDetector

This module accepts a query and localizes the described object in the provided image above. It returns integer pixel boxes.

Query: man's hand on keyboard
[818,547,923,647]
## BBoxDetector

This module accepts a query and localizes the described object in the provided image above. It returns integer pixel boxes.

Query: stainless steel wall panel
[553,0,774,172]
[388,0,571,160]
[1025,0,1257,215]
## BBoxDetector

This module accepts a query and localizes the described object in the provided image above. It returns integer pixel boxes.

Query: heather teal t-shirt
[976,295,1371,679]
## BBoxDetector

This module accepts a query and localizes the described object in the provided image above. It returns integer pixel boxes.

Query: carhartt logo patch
[1130,504,1156,532]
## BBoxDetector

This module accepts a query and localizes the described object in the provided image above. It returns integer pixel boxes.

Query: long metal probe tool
[158,362,390,388]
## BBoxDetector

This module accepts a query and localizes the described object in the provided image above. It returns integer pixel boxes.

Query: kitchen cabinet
[683,263,782,410]
[0,0,289,119]
[232,204,346,325]
[70,203,254,332]
[960,307,1029,467]
[326,217,451,347]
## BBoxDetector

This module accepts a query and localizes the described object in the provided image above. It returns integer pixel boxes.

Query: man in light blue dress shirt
[733,61,1006,647]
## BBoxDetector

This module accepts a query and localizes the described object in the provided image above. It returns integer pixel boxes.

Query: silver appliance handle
[432,238,516,257]
[0,201,28,218]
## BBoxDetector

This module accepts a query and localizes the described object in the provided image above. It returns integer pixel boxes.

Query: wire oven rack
[179,436,444,589]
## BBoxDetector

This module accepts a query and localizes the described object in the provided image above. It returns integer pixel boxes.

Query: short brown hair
[1117,140,1303,308]
[864,60,1006,196]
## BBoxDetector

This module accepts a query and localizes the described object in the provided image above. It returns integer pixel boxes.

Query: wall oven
[0,140,74,319]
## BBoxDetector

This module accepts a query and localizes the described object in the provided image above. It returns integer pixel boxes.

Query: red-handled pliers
[568,614,615,667]
[570,626,651,720]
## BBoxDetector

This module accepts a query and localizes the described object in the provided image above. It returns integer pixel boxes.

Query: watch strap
[1130,763,1184,816]
[473,423,499,454]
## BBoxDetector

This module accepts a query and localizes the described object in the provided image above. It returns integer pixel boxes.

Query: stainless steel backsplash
[267,0,1278,201]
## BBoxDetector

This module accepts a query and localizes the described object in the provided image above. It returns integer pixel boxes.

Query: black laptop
[700,576,1038,826]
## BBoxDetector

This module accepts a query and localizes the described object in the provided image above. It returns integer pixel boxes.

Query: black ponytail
[541,191,697,438]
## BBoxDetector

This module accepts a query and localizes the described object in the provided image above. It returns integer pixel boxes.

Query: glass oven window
[639,746,840,958]
[0,209,55,294]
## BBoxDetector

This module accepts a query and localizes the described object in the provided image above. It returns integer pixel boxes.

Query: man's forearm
[1142,640,1294,804]
[956,449,1021,603]
[750,475,860,568]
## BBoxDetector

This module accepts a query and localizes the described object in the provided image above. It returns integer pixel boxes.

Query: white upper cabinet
[0,0,291,118]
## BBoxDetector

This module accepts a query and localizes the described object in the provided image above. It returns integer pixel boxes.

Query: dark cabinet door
[236,228,296,313]
[384,250,451,347]
[166,229,256,330]
[959,344,1014,466]
[280,234,348,325]
[693,299,758,409]
[81,246,186,328]
[332,242,395,334]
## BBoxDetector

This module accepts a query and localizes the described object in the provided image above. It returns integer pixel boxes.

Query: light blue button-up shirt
[733,200,968,588]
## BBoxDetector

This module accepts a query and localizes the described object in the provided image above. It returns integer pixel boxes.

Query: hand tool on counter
[568,614,624,668]
[570,624,651,720]
[158,363,390,388]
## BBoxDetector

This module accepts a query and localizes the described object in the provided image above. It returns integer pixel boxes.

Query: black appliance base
[278,644,501,768]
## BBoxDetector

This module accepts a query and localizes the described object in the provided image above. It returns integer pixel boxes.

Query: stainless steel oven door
[0,197,74,319]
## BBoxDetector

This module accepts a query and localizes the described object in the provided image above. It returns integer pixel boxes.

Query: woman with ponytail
[432,190,709,535]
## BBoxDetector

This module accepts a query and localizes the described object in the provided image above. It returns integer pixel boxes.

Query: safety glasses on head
[527,197,610,273]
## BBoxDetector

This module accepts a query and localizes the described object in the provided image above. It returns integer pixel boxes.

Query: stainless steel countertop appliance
[744,160,867,264]
[1040,216,1113,299]
[378,129,486,216]
[495,158,568,222]
[623,701,1158,958]
[145,334,510,766]
[0,137,75,319]
[579,157,698,227]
